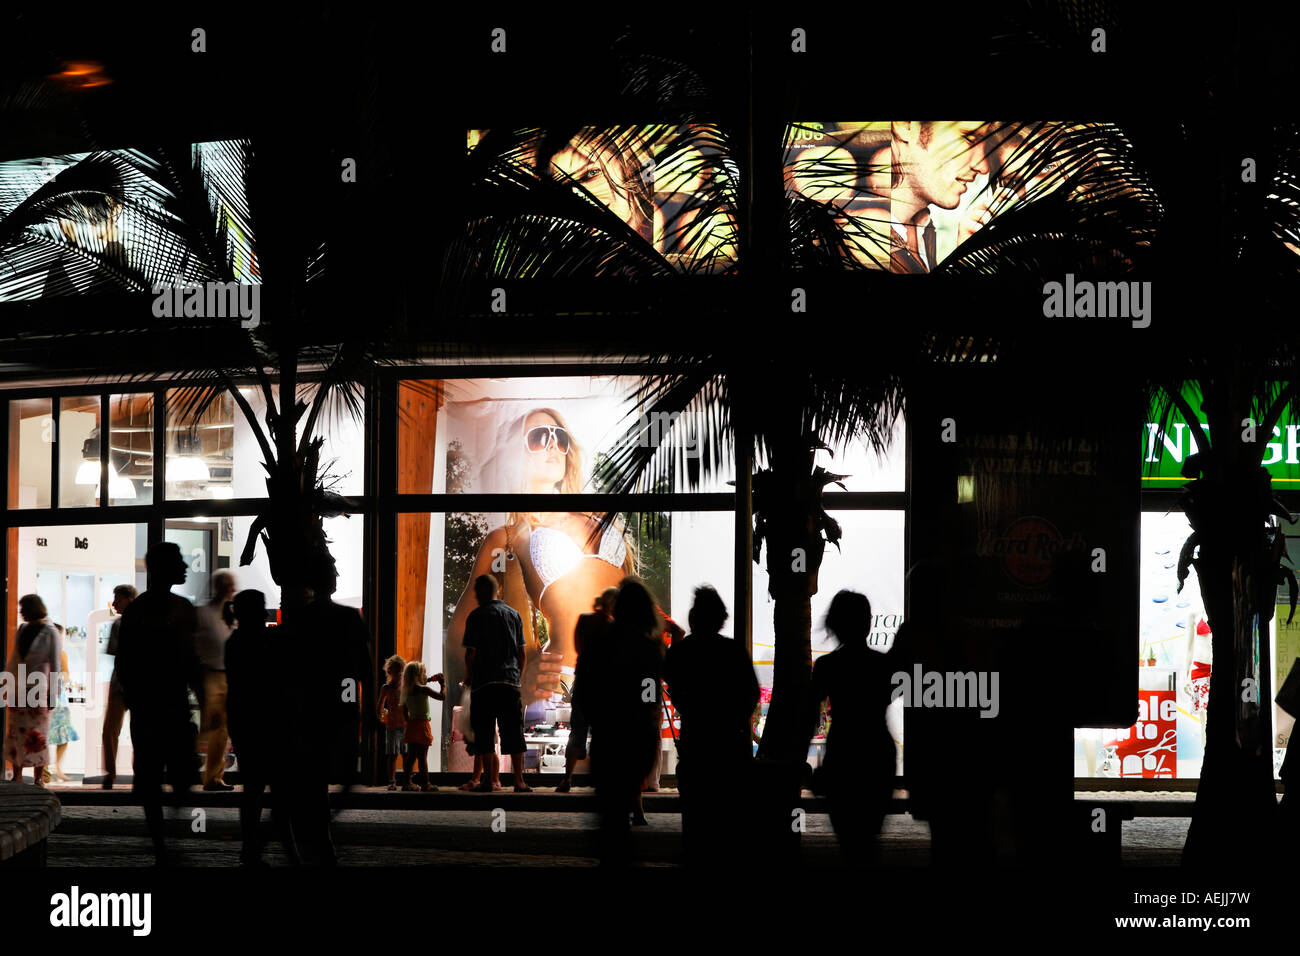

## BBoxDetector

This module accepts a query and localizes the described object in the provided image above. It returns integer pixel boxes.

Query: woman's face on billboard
[551,145,635,225]
[523,410,568,491]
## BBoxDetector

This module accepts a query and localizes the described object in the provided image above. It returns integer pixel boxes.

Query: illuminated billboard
[464,126,738,275]
[784,121,1151,272]
[0,141,256,301]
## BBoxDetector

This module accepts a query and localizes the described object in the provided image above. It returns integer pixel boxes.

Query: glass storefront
[3,383,366,783]
[393,374,908,772]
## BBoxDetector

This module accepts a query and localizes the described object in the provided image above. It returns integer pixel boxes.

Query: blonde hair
[400,660,425,707]
[384,654,405,678]
[482,406,585,496]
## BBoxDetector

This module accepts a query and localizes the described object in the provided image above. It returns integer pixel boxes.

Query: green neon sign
[1142,387,1300,486]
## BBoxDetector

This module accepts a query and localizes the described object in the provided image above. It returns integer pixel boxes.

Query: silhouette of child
[400,661,444,792]
[377,655,406,790]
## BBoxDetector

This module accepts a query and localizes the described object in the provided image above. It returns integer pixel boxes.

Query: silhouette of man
[292,549,373,865]
[113,541,203,865]
[664,585,758,863]
[463,574,532,793]
[196,570,237,791]
[100,583,137,789]
[224,589,292,865]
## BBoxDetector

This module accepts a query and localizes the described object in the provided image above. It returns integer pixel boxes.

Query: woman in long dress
[4,595,62,786]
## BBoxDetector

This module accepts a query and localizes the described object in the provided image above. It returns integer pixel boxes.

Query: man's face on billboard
[893,121,991,211]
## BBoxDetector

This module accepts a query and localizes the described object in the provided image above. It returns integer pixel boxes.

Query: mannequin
[1183,615,1212,748]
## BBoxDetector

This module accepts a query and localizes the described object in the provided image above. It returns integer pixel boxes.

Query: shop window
[812,416,906,493]
[108,394,153,507]
[228,513,363,612]
[8,521,147,783]
[399,376,734,496]
[398,509,733,772]
[58,396,102,508]
[9,398,53,509]
[1072,511,1254,780]
[751,509,906,773]
[166,388,234,501]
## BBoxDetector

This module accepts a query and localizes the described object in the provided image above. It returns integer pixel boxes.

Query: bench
[0,781,62,867]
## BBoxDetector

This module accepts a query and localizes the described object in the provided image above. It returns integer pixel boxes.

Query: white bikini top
[530,523,627,601]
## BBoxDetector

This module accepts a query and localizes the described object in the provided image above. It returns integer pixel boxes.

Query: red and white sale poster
[1112,690,1177,778]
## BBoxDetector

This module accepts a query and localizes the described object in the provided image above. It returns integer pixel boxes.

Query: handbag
[457,688,475,744]
[1276,657,1300,719]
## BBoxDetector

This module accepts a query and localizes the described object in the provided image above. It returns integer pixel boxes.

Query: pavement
[31,784,1193,867]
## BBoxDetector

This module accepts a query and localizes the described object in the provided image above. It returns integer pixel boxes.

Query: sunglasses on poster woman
[523,424,571,454]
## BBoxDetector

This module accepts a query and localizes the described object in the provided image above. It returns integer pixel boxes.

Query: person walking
[4,595,61,787]
[291,550,373,865]
[555,586,617,793]
[575,578,664,865]
[101,584,137,789]
[224,589,291,865]
[196,570,237,791]
[114,542,204,865]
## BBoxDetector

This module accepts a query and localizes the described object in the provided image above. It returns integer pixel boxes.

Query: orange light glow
[49,60,112,89]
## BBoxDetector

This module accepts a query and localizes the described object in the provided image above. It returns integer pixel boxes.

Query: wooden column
[394,381,441,664]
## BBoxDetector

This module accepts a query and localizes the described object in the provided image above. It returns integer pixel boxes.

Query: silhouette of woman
[809,590,897,862]
[574,578,664,864]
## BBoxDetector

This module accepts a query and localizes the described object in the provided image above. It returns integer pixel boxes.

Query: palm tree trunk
[1184,488,1278,864]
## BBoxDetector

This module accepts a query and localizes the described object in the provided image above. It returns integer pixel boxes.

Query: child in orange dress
[401,661,445,792]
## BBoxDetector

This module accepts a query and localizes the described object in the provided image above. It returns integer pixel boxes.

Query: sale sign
[1112,690,1177,777]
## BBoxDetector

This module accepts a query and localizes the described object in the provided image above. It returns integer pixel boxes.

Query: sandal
[387,782,397,791]
[458,780,481,791]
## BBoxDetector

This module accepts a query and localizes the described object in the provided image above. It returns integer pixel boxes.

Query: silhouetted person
[292,550,374,865]
[808,590,897,864]
[224,589,292,865]
[463,574,531,792]
[114,542,203,865]
[575,578,664,865]
[664,585,759,864]
[196,570,237,791]
[101,584,137,789]
[556,586,618,793]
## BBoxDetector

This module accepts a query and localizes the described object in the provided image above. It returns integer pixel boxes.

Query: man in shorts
[462,574,531,792]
